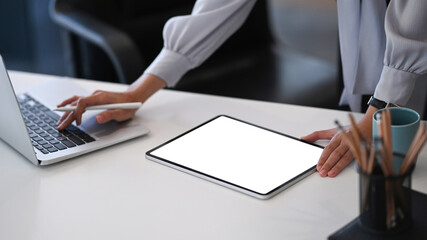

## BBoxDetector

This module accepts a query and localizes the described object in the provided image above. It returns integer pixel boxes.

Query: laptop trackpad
[79,112,141,139]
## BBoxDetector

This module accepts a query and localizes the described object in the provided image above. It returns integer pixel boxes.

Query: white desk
[1,71,426,240]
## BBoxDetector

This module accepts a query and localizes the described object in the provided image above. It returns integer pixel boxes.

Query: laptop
[0,56,149,165]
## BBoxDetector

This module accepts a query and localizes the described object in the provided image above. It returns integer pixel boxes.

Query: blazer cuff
[374,65,419,106]
[144,48,193,87]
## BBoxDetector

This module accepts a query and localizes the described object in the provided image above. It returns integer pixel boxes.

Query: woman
[57,0,427,177]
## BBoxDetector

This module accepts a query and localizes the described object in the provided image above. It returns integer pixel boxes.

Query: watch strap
[367,96,399,109]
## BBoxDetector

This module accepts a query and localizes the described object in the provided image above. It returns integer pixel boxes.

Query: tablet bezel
[145,115,323,199]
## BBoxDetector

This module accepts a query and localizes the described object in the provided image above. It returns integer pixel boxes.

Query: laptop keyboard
[17,94,95,154]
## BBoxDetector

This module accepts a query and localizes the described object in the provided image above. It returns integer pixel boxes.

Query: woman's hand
[301,106,377,177]
[302,127,354,177]
[56,91,139,130]
[56,74,166,130]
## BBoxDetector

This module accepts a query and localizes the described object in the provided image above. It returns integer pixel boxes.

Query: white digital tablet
[145,115,323,199]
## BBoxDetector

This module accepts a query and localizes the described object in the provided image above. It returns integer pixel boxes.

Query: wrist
[126,74,166,103]
[124,89,141,103]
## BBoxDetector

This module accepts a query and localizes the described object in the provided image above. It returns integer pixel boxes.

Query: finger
[327,150,354,177]
[73,94,111,125]
[57,96,80,107]
[318,141,350,177]
[57,101,79,123]
[96,109,136,124]
[316,133,342,171]
[57,111,73,126]
[57,112,77,130]
[301,128,338,142]
[74,106,85,126]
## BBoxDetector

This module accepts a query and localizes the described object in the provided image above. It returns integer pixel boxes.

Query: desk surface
[1,71,426,240]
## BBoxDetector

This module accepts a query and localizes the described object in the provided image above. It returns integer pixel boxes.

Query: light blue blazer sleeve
[374,0,427,106]
[144,0,256,87]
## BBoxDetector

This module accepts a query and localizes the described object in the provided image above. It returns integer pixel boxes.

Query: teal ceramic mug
[372,107,420,172]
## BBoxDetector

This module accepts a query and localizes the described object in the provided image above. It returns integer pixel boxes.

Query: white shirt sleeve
[143,0,256,87]
[374,0,427,105]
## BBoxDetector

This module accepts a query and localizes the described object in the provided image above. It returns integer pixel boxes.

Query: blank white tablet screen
[150,116,323,195]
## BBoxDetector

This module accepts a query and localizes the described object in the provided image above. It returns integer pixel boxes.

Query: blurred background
[0,0,341,110]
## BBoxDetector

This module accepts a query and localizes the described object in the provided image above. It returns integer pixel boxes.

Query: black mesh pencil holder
[357,160,414,235]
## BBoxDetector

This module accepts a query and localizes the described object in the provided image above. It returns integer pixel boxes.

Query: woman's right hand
[56,90,140,130]
[56,74,167,130]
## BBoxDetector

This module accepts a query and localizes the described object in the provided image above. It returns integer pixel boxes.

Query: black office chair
[49,0,194,83]
[49,0,272,86]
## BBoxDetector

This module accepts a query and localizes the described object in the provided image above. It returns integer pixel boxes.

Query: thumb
[301,128,338,142]
[96,109,135,123]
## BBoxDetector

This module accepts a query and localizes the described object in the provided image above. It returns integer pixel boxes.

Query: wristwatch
[367,96,399,109]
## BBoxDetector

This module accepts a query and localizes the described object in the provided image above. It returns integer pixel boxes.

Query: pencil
[400,122,426,174]
[384,109,393,169]
[380,111,395,175]
[335,120,364,171]
[361,140,377,211]
[348,114,366,169]
[367,142,376,174]
[348,114,363,143]
[401,132,426,174]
